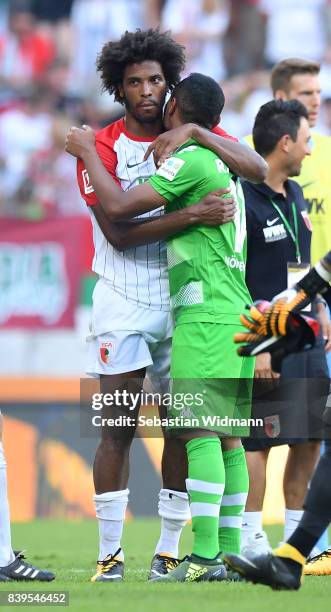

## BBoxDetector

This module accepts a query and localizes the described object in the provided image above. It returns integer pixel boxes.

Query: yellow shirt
[245,133,331,263]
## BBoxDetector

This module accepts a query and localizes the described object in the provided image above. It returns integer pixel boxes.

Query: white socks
[0,442,15,567]
[94,488,190,562]
[241,511,263,543]
[155,489,190,558]
[93,489,129,562]
[284,509,304,542]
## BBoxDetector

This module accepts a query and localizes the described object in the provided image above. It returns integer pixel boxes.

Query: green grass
[1,519,330,612]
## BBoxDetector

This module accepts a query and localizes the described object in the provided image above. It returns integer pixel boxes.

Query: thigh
[169,323,253,436]
[99,369,145,442]
[147,337,172,393]
[170,322,252,378]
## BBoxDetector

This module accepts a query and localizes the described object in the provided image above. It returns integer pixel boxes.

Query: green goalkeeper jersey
[149,140,252,325]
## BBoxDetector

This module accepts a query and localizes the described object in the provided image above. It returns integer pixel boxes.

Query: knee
[98,435,133,455]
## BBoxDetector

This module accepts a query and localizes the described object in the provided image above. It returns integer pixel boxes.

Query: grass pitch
[1,519,330,612]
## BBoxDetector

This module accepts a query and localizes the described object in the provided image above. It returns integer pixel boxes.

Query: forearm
[82,149,123,218]
[191,124,268,182]
[112,208,196,249]
[82,149,165,219]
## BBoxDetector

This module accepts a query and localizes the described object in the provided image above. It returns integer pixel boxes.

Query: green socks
[186,437,225,559]
[219,446,248,554]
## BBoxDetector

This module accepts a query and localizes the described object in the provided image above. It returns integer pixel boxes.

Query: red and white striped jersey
[77,117,236,311]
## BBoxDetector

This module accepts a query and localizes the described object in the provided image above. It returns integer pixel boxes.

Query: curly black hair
[96,28,186,103]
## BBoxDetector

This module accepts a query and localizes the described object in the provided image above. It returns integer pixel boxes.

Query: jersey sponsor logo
[156,157,185,181]
[100,341,114,364]
[266,216,279,226]
[301,210,312,231]
[225,255,245,272]
[82,169,94,194]
[262,223,286,242]
[305,197,325,215]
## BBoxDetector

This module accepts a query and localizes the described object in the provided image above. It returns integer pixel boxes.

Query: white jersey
[77,118,170,311]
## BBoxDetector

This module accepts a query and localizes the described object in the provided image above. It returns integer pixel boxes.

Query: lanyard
[269,199,301,264]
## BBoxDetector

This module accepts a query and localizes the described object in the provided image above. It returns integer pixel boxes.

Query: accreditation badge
[287,262,311,312]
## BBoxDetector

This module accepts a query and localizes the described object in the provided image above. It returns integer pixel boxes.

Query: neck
[124,114,164,138]
[263,156,288,196]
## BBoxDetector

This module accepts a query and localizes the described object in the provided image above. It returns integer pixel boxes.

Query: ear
[274,89,288,101]
[279,133,291,153]
[168,96,177,116]
[118,84,125,100]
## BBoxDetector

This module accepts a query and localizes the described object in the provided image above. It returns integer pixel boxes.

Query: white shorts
[86,278,173,386]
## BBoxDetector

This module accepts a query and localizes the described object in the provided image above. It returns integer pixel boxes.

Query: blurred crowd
[1,0,331,218]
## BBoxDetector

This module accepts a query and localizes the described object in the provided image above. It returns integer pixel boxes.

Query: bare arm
[66,125,166,219]
[191,125,268,183]
[143,123,268,183]
[92,193,236,250]
[81,147,166,220]
[66,126,235,221]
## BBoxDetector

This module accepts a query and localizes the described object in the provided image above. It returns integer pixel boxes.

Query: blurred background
[1,0,331,524]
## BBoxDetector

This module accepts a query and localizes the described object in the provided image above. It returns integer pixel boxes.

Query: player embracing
[67,71,266,581]
[71,28,266,583]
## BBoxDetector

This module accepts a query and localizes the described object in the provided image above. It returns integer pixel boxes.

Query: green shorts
[168,322,254,436]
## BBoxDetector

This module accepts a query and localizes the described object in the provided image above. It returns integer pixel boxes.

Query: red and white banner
[0,217,90,328]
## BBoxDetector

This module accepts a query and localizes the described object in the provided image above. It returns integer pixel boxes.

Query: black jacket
[242,179,312,302]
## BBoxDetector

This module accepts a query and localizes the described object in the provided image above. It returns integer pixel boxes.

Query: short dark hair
[173,73,225,129]
[253,99,309,157]
[271,58,320,95]
[96,28,185,103]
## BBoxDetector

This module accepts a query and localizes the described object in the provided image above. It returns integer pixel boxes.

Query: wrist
[180,205,200,226]
[81,147,98,163]
[297,266,330,297]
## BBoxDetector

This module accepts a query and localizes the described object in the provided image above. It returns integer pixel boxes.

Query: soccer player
[246,59,331,265]
[224,252,331,589]
[270,59,331,265]
[70,28,266,583]
[242,97,331,557]
[0,412,55,582]
[66,72,257,582]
